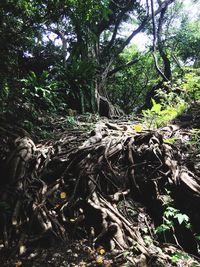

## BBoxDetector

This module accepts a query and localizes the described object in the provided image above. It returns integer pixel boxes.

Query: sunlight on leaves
[151,99,161,113]
[174,214,189,225]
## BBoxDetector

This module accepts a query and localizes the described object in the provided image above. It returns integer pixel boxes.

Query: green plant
[155,190,193,252]
[189,129,200,145]
[171,252,189,263]
[156,206,191,235]
[142,70,200,129]
[186,129,200,157]
[142,98,187,129]
[170,251,200,266]
[21,71,61,111]
[155,190,193,242]
[66,116,77,127]
[23,120,34,132]
[163,137,178,144]
[181,71,200,102]
[0,81,10,112]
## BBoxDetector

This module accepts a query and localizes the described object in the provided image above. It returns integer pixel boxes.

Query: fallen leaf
[96,256,103,264]
[133,124,143,133]
[99,248,105,255]
[60,192,67,199]
[96,246,104,253]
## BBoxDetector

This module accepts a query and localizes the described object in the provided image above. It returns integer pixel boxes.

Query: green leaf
[164,137,177,144]
[151,99,161,113]
[155,224,170,234]
[175,213,189,225]
[195,235,200,241]
[165,207,177,218]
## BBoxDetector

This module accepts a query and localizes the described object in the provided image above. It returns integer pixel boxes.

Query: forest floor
[1,103,200,267]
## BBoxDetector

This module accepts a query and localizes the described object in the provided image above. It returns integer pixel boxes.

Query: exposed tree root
[0,117,200,265]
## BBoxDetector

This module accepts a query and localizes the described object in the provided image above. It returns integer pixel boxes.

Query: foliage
[0,0,177,116]
[21,71,60,110]
[155,206,191,235]
[170,251,200,266]
[57,59,97,113]
[22,120,53,140]
[173,19,200,67]
[142,98,186,129]
[181,70,200,101]
[107,48,157,113]
[163,137,178,144]
[187,128,200,154]
[0,0,200,117]
[142,68,200,128]
[154,190,194,257]
[66,116,77,127]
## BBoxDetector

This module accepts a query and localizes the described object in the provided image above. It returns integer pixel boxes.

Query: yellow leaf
[133,124,143,133]
[96,246,103,252]
[96,256,103,264]
[60,192,67,199]
[99,248,105,255]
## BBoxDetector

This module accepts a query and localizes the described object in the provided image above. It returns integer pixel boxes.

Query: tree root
[0,119,200,264]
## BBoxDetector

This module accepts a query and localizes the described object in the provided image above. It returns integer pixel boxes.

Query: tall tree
[0,0,178,116]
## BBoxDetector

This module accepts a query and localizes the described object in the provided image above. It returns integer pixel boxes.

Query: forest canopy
[0,0,200,116]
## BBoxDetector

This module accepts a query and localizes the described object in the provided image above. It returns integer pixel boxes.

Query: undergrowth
[142,70,200,129]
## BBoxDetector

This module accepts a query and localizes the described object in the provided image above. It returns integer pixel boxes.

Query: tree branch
[100,1,136,61]
[113,0,175,57]
[106,4,132,52]
[157,4,172,80]
[151,0,169,81]
[107,57,140,77]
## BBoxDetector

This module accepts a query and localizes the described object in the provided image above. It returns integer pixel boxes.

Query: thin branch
[151,0,169,81]
[171,52,184,73]
[102,1,135,55]
[106,10,129,51]
[113,0,175,58]
[151,0,157,52]
[157,4,172,80]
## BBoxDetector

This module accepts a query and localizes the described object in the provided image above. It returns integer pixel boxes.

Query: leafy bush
[142,98,187,129]
[21,71,61,110]
[142,70,200,129]
[155,206,191,235]
[182,70,200,101]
